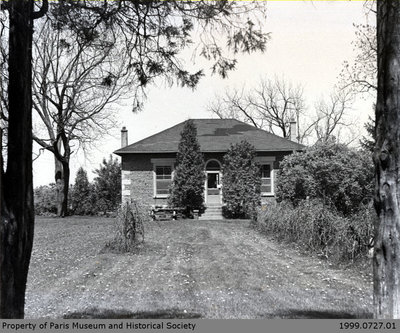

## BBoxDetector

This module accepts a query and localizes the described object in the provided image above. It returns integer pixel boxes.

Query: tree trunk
[54,159,70,217]
[0,0,34,318]
[55,157,63,216]
[374,0,400,319]
[62,160,70,217]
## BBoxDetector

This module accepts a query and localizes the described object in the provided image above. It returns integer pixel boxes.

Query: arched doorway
[205,159,222,205]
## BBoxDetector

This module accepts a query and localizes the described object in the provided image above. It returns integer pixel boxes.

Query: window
[260,164,273,195]
[151,158,175,198]
[155,166,172,196]
[255,156,275,196]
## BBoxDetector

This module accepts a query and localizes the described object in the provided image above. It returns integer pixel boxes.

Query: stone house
[114,118,303,217]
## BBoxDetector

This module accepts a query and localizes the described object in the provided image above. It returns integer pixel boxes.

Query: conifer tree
[93,155,121,214]
[71,167,92,215]
[222,141,261,219]
[360,115,375,154]
[169,120,205,216]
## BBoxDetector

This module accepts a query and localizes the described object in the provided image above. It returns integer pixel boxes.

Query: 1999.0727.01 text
[339,322,397,330]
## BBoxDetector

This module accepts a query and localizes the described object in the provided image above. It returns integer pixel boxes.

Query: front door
[206,171,221,205]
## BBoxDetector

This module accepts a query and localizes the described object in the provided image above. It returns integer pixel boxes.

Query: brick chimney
[121,126,128,147]
[289,117,297,142]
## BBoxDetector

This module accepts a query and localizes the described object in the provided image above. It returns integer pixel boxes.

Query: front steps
[199,205,223,220]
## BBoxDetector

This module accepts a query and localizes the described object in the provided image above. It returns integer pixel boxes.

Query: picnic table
[150,205,185,221]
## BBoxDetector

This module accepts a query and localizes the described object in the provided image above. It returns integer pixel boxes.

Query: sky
[32,0,376,187]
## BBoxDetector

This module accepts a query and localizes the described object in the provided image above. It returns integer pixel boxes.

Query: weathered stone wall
[121,170,154,208]
[121,153,175,208]
[121,170,132,204]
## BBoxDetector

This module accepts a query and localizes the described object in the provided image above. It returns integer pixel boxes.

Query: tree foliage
[51,1,269,91]
[276,141,374,216]
[360,114,375,153]
[339,23,377,95]
[169,120,205,215]
[39,157,121,216]
[33,184,58,216]
[93,155,121,214]
[70,167,93,215]
[222,141,260,219]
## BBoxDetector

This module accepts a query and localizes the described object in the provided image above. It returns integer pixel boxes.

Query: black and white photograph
[1,0,400,328]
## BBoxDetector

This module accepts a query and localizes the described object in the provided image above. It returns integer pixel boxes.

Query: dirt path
[25,217,372,319]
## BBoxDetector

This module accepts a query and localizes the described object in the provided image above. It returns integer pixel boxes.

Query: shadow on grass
[261,309,373,319]
[63,307,202,319]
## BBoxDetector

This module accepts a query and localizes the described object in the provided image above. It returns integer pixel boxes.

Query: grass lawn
[25,216,373,319]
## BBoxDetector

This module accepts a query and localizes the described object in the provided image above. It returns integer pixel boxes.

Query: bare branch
[32,0,48,20]
[208,76,305,139]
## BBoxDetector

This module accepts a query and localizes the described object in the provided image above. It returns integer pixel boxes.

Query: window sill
[261,193,275,197]
[154,195,170,199]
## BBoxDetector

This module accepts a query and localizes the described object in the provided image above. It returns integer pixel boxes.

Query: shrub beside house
[222,141,261,219]
[168,120,206,217]
[256,141,376,263]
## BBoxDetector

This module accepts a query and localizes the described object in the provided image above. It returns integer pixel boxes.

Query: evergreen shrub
[169,120,205,216]
[222,140,261,219]
[93,155,121,214]
[70,167,94,215]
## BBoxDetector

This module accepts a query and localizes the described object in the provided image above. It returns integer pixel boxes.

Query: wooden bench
[150,206,184,221]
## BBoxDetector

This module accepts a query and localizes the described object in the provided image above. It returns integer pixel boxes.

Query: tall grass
[255,199,376,263]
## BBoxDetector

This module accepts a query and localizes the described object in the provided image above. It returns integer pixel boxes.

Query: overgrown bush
[169,120,205,216]
[255,199,376,263]
[34,184,58,216]
[222,140,261,219]
[276,141,374,216]
[105,202,146,253]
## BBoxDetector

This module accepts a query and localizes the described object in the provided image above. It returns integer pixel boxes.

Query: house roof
[114,118,304,155]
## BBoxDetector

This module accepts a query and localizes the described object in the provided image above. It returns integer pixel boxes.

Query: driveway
[25,217,373,318]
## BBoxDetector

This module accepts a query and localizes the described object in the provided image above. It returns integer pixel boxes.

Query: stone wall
[121,153,176,208]
[121,169,154,208]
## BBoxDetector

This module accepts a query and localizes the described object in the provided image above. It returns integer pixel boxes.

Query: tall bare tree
[374,0,400,319]
[208,76,305,139]
[208,76,357,145]
[313,89,355,144]
[31,16,133,216]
